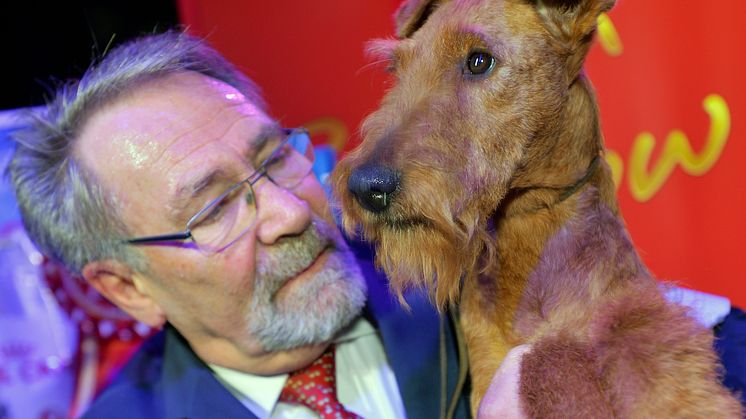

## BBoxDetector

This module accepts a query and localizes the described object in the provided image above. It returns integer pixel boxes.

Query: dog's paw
[477,344,532,419]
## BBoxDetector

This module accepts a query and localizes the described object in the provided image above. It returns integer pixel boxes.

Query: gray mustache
[255,218,343,295]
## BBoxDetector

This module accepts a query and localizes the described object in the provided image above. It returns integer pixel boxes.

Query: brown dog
[333,0,743,417]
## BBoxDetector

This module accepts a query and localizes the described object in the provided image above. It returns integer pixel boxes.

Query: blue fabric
[311,144,337,199]
[0,125,22,226]
[715,307,746,408]
[82,239,471,419]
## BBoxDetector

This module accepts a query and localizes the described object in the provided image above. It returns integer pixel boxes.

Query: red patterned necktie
[279,346,363,419]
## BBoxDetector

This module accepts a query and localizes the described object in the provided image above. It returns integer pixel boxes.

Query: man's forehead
[74,72,271,213]
[77,73,267,163]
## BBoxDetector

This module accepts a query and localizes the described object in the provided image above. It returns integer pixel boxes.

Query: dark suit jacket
[82,241,471,419]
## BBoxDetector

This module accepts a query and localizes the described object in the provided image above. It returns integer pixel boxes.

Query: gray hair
[7,30,265,273]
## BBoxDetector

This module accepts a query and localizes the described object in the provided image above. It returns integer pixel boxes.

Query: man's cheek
[299,179,334,221]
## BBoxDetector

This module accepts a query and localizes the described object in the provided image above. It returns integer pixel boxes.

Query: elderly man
[8,32,470,418]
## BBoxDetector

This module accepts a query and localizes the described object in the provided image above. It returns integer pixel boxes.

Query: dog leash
[557,155,601,203]
[439,304,469,419]
[506,154,603,217]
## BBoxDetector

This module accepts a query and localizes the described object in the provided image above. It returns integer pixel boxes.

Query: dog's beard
[247,216,367,352]
[335,149,503,309]
[353,197,491,309]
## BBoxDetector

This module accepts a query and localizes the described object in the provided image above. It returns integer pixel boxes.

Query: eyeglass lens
[187,129,314,252]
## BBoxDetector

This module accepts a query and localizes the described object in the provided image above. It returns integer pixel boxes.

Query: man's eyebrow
[246,123,283,161]
[169,168,229,220]
[168,123,283,220]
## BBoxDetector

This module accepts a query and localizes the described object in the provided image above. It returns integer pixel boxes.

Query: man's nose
[253,180,311,245]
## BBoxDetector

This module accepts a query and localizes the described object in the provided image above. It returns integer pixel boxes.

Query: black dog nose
[348,165,400,213]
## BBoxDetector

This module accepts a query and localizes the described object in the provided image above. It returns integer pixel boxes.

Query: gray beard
[248,216,367,351]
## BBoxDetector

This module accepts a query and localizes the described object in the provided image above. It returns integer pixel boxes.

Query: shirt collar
[208,317,377,417]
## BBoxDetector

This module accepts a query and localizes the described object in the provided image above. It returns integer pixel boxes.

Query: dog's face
[333,0,613,306]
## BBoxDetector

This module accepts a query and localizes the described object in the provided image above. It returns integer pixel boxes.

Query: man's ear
[535,0,616,80]
[394,0,444,38]
[82,259,166,328]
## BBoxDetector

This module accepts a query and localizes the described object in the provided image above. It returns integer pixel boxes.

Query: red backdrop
[178,0,746,308]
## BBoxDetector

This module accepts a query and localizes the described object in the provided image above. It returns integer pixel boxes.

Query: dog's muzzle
[348,164,400,213]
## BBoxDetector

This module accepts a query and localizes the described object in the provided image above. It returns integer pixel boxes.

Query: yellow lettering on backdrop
[304,117,349,151]
[628,95,730,202]
[596,15,730,201]
[597,13,623,57]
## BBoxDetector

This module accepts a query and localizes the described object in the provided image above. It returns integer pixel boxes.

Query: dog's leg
[519,335,615,418]
[517,287,743,418]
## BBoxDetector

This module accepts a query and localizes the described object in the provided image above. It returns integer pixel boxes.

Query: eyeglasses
[125,128,314,253]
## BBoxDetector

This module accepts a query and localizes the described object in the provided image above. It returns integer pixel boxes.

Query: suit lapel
[161,326,257,419]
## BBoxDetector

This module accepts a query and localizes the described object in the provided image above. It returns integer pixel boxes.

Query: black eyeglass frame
[124,127,312,247]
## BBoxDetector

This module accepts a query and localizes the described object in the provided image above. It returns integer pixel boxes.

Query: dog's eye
[464,52,495,76]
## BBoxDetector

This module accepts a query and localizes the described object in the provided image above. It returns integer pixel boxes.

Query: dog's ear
[394,0,444,38]
[535,0,616,79]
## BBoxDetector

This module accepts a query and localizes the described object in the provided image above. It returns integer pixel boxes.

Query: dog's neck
[459,75,646,406]
[486,73,632,298]
[497,73,619,216]
[499,154,602,218]
[510,74,606,188]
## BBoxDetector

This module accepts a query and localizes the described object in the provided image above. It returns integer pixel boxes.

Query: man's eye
[252,137,283,167]
[262,145,290,169]
[199,199,228,226]
[195,187,241,228]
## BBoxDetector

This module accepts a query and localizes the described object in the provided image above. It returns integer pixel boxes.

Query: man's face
[76,72,366,372]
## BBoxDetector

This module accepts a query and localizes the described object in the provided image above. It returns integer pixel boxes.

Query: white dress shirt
[209,318,407,419]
